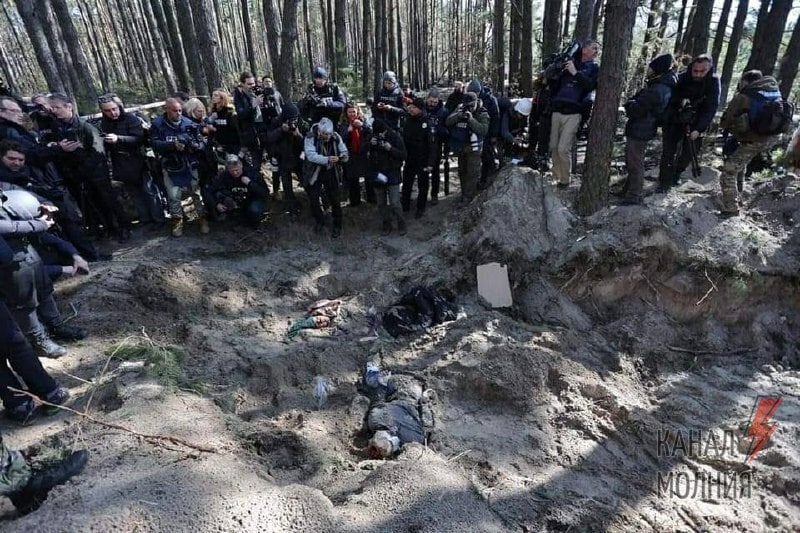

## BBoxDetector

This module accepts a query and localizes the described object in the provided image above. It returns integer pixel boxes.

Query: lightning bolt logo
[744,396,783,463]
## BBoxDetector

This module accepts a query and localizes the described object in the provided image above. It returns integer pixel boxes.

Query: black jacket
[368,125,406,185]
[41,117,108,183]
[206,168,269,209]
[96,111,147,184]
[665,61,721,133]
[402,112,435,167]
[624,71,677,141]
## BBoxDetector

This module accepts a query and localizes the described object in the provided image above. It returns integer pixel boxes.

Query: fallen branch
[666,345,756,356]
[9,387,217,454]
[695,268,718,306]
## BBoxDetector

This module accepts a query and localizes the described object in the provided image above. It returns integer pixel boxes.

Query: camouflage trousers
[0,435,31,496]
[720,139,776,212]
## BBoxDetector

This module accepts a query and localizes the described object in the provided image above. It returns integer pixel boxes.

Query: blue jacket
[445,106,490,153]
[550,61,599,115]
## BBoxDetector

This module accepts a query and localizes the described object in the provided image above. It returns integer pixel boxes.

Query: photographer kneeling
[206,155,269,229]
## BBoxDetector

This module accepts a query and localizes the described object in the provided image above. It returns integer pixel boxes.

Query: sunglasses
[97,94,118,104]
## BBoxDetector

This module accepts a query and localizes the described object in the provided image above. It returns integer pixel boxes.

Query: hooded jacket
[624,70,677,141]
[666,60,721,133]
[721,76,783,143]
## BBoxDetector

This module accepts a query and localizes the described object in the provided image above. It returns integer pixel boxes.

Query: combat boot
[8,450,89,515]
[171,217,184,237]
[32,335,67,359]
[49,322,87,342]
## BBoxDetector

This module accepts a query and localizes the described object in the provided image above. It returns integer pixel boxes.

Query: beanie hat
[281,101,299,120]
[312,66,328,79]
[648,54,674,76]
[410,97,425,110]
[383,71,397,83]
[462,92,478,105]
[318,117,334,134]
[466,79,482,94]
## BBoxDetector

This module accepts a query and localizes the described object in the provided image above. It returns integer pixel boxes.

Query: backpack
[747,89,794,135]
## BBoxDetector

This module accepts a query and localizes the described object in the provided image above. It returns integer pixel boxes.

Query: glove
[382,142,392,151]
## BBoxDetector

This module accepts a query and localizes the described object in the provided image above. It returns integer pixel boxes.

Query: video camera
[545,40,581,79]
[180,123,205,151]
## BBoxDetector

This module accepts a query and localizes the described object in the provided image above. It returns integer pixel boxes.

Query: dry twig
[695,268,718,306]
[9,387,217,453]
[666,345,756,356]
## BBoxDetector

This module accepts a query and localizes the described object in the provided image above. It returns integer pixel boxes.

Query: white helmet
[514,98,532,116]
[1,189,42,220]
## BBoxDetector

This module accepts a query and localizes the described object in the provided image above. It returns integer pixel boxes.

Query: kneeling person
[206,155,269,228]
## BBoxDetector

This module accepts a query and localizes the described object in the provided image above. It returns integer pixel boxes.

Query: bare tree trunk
[140,0,177,94]
[375,0,385,87]
[303,0,315,74]
[574,0,594,40]
[396,0,403,84]
[562,0,571,39]
[590,0,604,39]
[34,0,77,94]
[388,0,397,71]
[509,0,521,80]
[50,0,96,101]
[190,0,224,92]
[673,0,687,54]
[152,0,192,91]
[777,19,800,99]
[275,0,300,96]
[520,0,533,94]
[326,0,336,75]
[173,0,206,93]
[744,0,792,76]
[117,0,153,93]
[334,0,348,75]
[263,0,281,76]
[710,0,733,68]
[362,0,373,94]
[542,0,563,59]
[578,0,637,216]
[720,0,748,104]
[492,0,505,91]
[75,0,109,91]
[680,0,712,57]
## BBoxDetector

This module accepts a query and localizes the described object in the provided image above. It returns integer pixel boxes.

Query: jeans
[376,183,404,226]
[163,169,204,218]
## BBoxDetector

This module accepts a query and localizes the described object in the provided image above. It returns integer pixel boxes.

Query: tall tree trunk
[140,0,178,94]
[375,0,385,87]
[51,0,97,101]
[76,0,110,91]
[635,0,661,84]
[542,0,563,59]
[680,0,713,57]
[673,0,688,54]
[656,0,670,45]
[578,0,637,216]
[362,0,373,94]
[388,0,397,71]
[263,0,281,77]
[152,0,192,91]
[562,0,571,39]
[334,0,348,75]
[117,0,153,93]
[520,0,533,94]
[190,0,224,92]
[719,0,748,105]
[777,20,800,99]
[744,0,792,76]
[396,0,403,84]
[710,0,733,68]
[275,0,300,96]
[242,0,256,76]
[34,0,77,95]
[303,0,315,75]
[590,0,604,39]
[325,0,336,75]
[574,0,594,40]
[493,0,505,91]
[509,0,521,80]
[174,0,207,93]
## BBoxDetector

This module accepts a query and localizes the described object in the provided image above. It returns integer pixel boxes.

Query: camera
[676,99,695,124]
[545,40,581,79]
[285,120,298,132]
[253,85,264,97]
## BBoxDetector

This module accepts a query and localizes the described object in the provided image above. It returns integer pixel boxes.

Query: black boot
[9,450,89,515]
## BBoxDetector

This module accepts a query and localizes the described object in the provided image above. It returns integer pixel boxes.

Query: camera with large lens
[253,85,265,97]
[545,40,581,80]
[676,99,695,124]
[183,124,204,151]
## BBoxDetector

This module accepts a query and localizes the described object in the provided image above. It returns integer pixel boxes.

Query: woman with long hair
[338,102,374,206]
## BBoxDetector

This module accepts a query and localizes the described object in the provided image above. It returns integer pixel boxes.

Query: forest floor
[0,153,799,532]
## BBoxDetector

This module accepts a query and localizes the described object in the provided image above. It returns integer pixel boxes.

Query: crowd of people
[0,37,795,514]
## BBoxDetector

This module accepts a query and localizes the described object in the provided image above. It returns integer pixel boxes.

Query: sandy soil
[1,163,798,532]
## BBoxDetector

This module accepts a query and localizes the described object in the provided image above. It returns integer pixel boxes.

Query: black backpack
[746,88,794,135]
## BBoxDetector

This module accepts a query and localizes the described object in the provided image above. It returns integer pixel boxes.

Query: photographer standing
[371,71,405,130]
[299,67,346,126]
[369,119,407,236]
[658,54,720,192]
[266,102,308,214]
[151,98,208,237]
[233,72,266,177]
[546,39,599,188]
[445,92,489,204]
[303,118,348,238]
